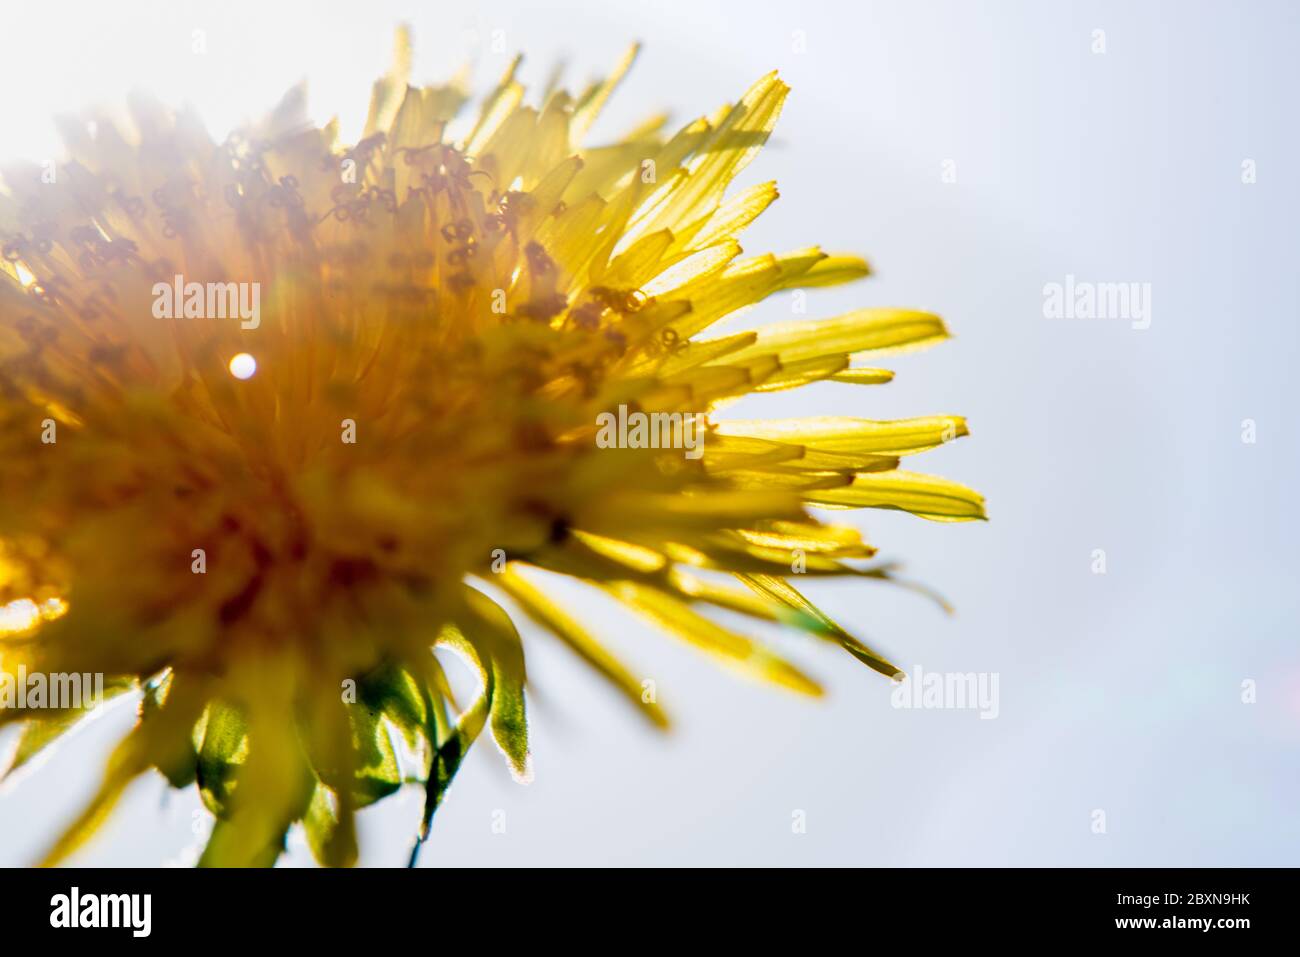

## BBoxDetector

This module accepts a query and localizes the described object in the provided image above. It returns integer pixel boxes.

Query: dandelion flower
[0,30,984,867]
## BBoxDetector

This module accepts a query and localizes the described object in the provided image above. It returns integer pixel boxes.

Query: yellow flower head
[0,30,983,866]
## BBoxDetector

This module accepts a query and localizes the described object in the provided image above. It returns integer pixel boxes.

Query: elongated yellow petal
[608,581,822,696]
[627,72,788,243]
[717,309,950,366]
[577,489,807,535]
[751,355,849,393]
[829,367,895,385]
[498,567,669,729]
[715,415,968,456]
[641,240,742,298]
[362,24,412,137]
[686,180,779,250]
[779,253,871,288]
[464,54,525,154]
[735,523,876,558]
[737,574,901,678]
[668,247,827,339]
[646,330,757,376]
[723,469,854,492]
[806,471,988,521]
[702,432,896,472]
[571,43,640,143]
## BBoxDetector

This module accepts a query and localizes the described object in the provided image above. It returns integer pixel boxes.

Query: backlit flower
[0,30,983,866]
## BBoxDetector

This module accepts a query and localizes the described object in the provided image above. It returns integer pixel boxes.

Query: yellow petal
[717,309,949,366]
[608,581,822,696]
[806,470,987,521]
[737,574,901,677]
[498,567,669,729]
[715,415,968,456]
[829,367,895,385]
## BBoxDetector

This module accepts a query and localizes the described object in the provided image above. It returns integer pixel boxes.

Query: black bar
[0,867,1289,943]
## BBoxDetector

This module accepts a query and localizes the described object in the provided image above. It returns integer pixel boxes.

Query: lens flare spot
[0,598,40,634]
[228,353,257,379]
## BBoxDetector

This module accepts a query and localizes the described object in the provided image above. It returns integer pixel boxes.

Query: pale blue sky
[1,0,1296,866]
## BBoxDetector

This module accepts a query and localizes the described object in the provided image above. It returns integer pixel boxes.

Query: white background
[1,0,1296,866]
